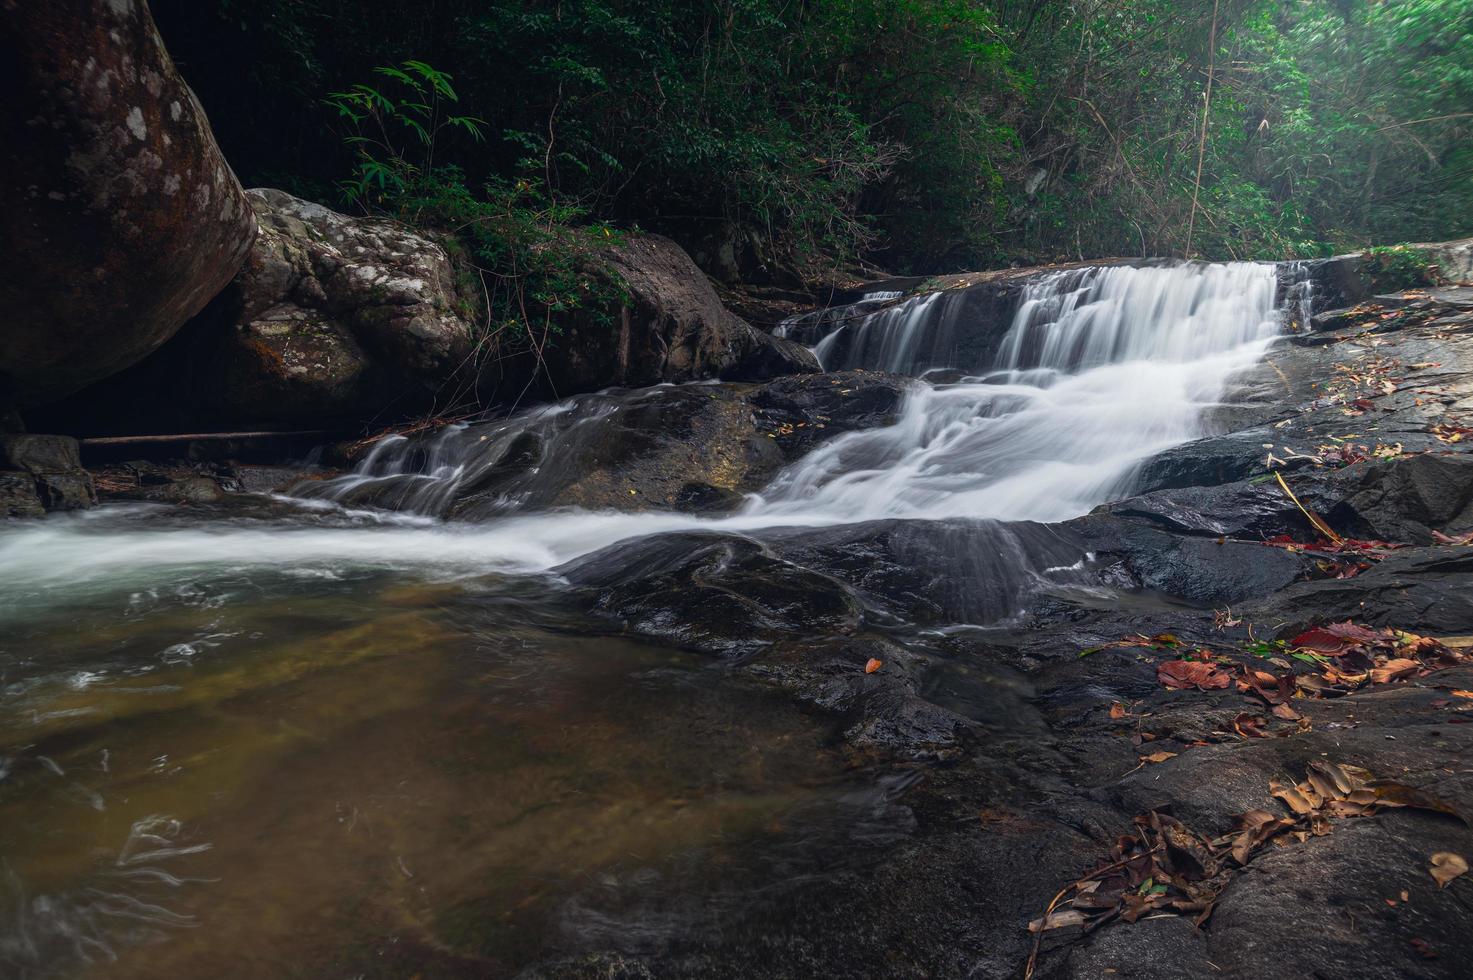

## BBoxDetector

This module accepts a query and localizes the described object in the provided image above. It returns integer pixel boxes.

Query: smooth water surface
[0,542,899,977]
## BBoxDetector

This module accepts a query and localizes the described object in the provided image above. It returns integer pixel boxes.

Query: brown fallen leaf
[1141,751,1178,764]
[864,658,882,674]
[1270,778,1319,816]
[1109,702,1129,719]
[1430,852,1468,888]
[1272,703,1303,721]
[1234,712,1269,739]
[1368,781,1467,822]
[1369,658,1421,684]
[1227,809,1295,864]
[1158,659,1231,691]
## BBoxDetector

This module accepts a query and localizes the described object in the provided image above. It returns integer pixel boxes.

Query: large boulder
[479,233,818,403]
[0,0,256,408]
[191,188,477,424]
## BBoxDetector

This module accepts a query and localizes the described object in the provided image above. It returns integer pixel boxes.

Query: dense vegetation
[155,0,1472,279]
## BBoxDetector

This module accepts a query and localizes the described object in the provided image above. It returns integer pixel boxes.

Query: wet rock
[1042,916,1214,980]
[748,370,913,460]
[0,434,83,474]
[0,472,45,519]
[324,373,914,519]
[1244,547,1473,635]
[110,475,228,504]
[1209,816,1472,980]
[743,636,978,760]
[0,434,94,515]
[434,385,786,517]
[766,519,1090,624]
[1138,312,1473,494]
[1325,453,1473,543]
[560,533,863,657]
[1072,514,1313,606]
[1100,482,1301,540]
[519,952,656,980]
[0,0,256,407]
[1114,450,1473,547]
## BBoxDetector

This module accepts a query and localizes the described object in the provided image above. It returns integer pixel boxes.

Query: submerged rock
[560,532,864,658]
[0,0,255,408]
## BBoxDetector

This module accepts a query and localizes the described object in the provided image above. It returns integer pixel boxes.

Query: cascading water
[750,261,1284,523]
[0,261,1289,591]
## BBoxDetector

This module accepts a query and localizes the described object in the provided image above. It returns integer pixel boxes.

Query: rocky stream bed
[5,275,1471,978]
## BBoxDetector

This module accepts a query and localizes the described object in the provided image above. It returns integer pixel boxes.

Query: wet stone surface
[5,289,1473,978]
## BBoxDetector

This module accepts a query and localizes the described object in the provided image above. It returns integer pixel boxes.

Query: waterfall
[996,263,1281,371]
[296,261,1284,530]
[0,261,1292,591]
[745,262,1283,523]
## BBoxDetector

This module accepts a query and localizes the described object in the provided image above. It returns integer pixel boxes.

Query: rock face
[0,0,256,407]
[195,188,477,424]
[34,219,814,433]
[298,369,909,517]
[480,233,818,404]
[0,434,95,517]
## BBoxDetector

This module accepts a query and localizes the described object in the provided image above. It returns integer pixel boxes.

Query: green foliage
[324,61,486,206]
[325,63,622,352]
[156,0,1473,276]
[1360,245,1445,293]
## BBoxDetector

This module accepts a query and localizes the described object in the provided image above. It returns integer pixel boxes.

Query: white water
[756,262,1283,521]
[0,262,1287,597]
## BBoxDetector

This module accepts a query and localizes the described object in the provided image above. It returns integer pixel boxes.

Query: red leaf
[1158,660,1231,691]
[1291,621,1383,654]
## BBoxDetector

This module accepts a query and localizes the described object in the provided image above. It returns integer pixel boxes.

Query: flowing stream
[0,260,1294,975]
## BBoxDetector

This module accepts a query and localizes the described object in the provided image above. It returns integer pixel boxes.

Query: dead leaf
[1430,852,1468,888]
[1028,908,1088,932]
[1292,621,1383,654]
[864,658,882,674]
[1410,937,1439,959]
[1272,703,1303,721]
[1158,659,1231,691]
[1370,658,1421,684]
[1109,702,1129,719]
[1270,779,1318,816]
[1234,712,1269,739]
[1366,781,1466,822]
[1141,751,1178,764]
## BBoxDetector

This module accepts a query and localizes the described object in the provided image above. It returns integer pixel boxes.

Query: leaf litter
[1024,761,1467,977]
